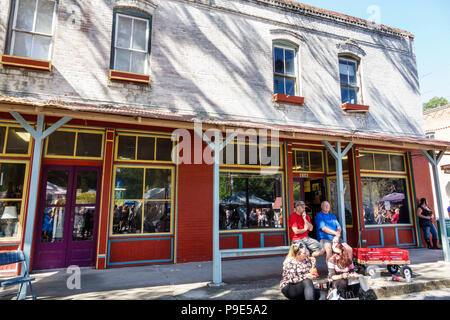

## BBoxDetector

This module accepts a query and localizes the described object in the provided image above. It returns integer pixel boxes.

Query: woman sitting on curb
[327,243,360,299]
[280,242,324,300]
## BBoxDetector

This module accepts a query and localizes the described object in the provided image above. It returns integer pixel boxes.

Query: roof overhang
[1,94,449,152]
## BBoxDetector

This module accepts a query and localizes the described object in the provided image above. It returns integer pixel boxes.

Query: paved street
[382,288,450,300]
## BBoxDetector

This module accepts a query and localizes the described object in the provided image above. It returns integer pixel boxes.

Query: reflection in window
[328,177,352,226]
[116,134,174,163]
[292,149,324,173]
[339,58,359,104]
[112,166,173,235]
[359,152,406,172]
[219,172,283,230]
[9,0,56,60]
[220,141,280,167]
[41,206,64,243]
[273,45,297,95]
[361,177,410,225]
[327,151,349,173]
[46,129,103,159]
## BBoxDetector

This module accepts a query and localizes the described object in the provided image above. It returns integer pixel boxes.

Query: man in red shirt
[289,201,325,260]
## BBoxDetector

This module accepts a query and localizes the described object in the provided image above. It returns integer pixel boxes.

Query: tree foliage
[423,97,448,111]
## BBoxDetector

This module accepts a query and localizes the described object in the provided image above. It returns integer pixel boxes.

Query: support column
[96,129,116,269]
[9,112,71,299]
[420,150,450,263]
[322,141,353,243]
[194,125,237,285]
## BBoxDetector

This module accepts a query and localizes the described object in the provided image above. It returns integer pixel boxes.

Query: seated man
[289,201,325,262]
[316,201,352,264]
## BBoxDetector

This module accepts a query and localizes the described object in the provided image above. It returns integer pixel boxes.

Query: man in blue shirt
[315,201,342,264]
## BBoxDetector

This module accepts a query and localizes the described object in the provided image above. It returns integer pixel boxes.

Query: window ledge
[342,103,370,113]
[274,94,305,105]
[0,55,51,71]
[109,70,150,85]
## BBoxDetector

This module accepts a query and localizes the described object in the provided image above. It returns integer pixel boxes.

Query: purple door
[33,165,101,270]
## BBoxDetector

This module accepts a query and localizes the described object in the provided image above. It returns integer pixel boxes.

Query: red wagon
[353,247,412,280]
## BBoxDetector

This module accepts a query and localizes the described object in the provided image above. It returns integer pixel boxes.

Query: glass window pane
[294,151,309,171]
[76,133,103,158]
[31,35,51,60]
[113,200,142,234]
[219,172,283,230]
[46,131,75,156]
[0,127,5,153]
[339,60,348,84]
[137,136,155,161]
[41,206,64,242]
[130,51,146,74]
[390,155,405,172]
[115,167,143,199]
[116,15,132,48]
[144,201,170,233]
[341,85,349,104]
[72,206,95,241]
[359,152,374,171]
[310,151,323,172]
[362,177,410,225]
[75,171,98,204]
[12,31,32,58]
[155,138,173,162]
[347,61,357,86]
[260,145,280,167]
[15,0,36,32]
[0,163,26,199]
[285,77,296,96]
[35,0,54,34]
[5,127,30,154]
[328,178,352,226]
[274,76,285,95]
[274,47,284,74]
[327,152,336,173]
[223,143,238,165]
[115,48,130,72]
[46,170,68,206]
[284,49,295,75]
[145,169,172,200]
[0,201,21,238]
[374,153,390,171]
[348,87,357,104]
[117,135,136,160]
[132,19,147,51]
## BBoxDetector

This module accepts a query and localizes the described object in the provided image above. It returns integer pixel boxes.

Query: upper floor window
[273,44,297,96]
[8,0,56,60]
[339,58,360,104]
[111,11,151,75]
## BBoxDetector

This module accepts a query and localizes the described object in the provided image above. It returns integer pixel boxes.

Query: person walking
[417,198,439,249]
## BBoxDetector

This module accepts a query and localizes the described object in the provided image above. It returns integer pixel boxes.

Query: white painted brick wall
[0,0,424,137]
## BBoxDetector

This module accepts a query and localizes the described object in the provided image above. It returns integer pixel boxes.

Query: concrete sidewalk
[0,248,449,300]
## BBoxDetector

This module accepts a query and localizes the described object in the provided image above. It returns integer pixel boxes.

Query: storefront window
[220,138,280,167]
[328,177,352,226]
[0,125,31,156]
[327,151,349,173]
[116,133,174,163]
[361,177,411,225]
[112,166,173,235]
[219,172,284,230]
[45,128,104,159]
[0,162,28,239]
[292,149,324,173]
[359,152,406,173]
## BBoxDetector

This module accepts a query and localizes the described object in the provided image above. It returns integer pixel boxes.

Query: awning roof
[1,94,449,152]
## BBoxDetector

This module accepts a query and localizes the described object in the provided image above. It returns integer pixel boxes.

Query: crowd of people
[220,206,283,230]
[364,204,403,225]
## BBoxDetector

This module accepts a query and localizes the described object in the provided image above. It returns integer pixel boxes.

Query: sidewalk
[0,248,449,300]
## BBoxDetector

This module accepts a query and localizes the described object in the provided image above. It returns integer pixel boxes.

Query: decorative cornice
[112,0,158,15]
[270,29,306,43]
[246,0,414,39]
[337,38,366,57]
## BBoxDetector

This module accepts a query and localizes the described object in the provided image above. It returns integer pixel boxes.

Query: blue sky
[294,0,450,105]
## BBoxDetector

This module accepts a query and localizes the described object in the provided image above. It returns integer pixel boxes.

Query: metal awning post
[194,126,237,285]
[9,112,71,299]
[322,141,353,243]
[420,149,450,263]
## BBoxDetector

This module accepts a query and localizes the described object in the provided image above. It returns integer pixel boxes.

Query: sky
[293,0,450,105]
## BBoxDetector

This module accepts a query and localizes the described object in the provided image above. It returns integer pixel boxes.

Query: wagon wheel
[387,265,400,275]
[365,265,377,278]
[401,266,412,280]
